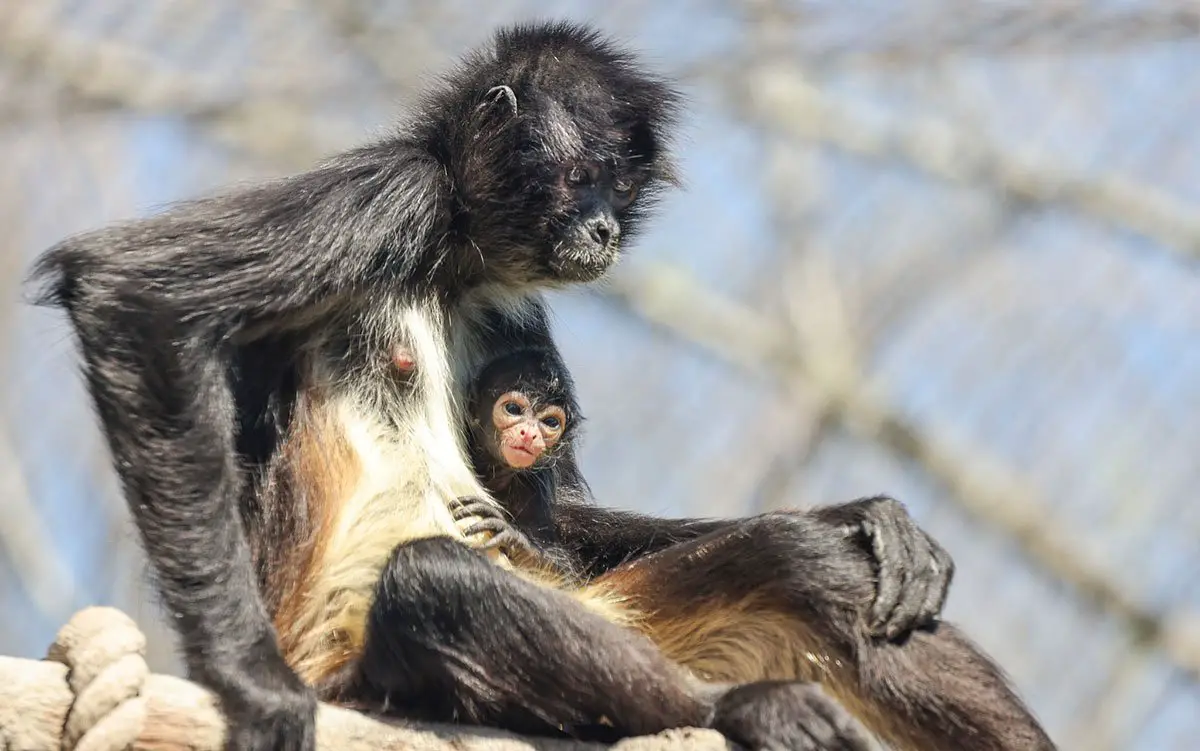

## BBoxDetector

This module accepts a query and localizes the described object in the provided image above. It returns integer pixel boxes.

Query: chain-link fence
[2,2,1199,749]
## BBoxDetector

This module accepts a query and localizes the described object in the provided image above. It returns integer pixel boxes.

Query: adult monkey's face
[439,23,680,287]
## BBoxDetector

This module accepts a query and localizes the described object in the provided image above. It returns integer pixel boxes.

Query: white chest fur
[319,288,541,570]
[285,288,551,679]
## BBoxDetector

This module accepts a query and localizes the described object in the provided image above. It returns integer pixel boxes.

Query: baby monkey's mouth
[502,443,540,468]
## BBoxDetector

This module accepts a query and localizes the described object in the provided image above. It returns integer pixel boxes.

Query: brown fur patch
[512,567,643,628]
[262,390,364,686]
[585,578,903,748]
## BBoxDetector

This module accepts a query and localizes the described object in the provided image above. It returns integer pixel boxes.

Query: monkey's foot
[712,681,873,751]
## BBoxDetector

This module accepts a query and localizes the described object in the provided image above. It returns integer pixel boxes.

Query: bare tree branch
[796,2,1200,65]
[722,63,1200,262]
[0,5,232,118]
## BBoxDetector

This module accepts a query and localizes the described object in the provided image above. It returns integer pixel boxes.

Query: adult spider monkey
[452,348,1057,751]
[29,20,1051,751]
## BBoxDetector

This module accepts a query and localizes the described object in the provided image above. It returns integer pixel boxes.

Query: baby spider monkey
[454,348,578,571]
[387,343,566,568]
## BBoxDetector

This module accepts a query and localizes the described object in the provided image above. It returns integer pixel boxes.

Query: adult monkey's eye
[503,401,523,416]
[612,178,638,208]
[565,165,590,186]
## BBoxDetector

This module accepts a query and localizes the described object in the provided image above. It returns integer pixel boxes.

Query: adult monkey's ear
[479,85,518,117]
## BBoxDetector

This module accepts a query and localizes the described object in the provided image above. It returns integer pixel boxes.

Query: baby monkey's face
[491,390,567,469]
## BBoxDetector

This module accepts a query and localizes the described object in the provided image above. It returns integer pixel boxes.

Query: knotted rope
[44,607,148,751]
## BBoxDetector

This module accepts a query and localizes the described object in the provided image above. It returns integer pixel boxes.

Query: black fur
[567,505,1057,750]
[350,537,872,750]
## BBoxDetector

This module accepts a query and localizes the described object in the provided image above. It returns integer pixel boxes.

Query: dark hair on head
[472,348,582,432]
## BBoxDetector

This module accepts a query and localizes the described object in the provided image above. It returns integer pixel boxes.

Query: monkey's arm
[541,453,726,572]
[27,143,449,751]
[343,537,873,751]
[33,144,449,330]
[556,494,952,639]
[553,500,729,574]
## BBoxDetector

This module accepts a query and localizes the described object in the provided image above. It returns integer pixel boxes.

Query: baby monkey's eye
[503,401,523,416]
[541,415,561,430]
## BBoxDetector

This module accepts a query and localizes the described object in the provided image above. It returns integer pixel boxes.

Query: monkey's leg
[556,497,953,639]
[589,513,1056,751]
[54,313,317,751]
[552,500,731,576]
[348,536,871,750]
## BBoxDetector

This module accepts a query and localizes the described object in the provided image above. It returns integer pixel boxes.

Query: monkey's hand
[815,495,955,641]
[450,496,561,571]
[710,680,873,751]
[210,637,318,751]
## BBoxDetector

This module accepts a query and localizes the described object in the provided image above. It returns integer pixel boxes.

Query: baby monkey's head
[469,349,580,472]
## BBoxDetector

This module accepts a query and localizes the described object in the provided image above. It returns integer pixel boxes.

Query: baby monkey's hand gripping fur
[450,496,561,571]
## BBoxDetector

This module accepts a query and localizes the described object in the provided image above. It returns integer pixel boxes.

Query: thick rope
[4,608,723,750]
[45,608,148,751]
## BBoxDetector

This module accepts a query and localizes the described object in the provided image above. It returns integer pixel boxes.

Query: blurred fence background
[2,1,1200,748]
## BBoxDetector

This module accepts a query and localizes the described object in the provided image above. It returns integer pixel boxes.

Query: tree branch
[726,64,1200,261]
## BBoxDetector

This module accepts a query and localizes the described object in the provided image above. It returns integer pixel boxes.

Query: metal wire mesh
[2,2,1198,748]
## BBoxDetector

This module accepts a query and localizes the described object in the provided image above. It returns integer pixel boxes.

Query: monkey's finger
[883,516,930,640]
[915,533,955,626]
[796,717,858,751]
[885,554,928,639]
[483,530,541,560]
[452,506,487,522]
[458,522,504,547]
[460,519,506,539]
[808,699,873,751]
[780,692,870,751]
[479,528,516,548]
[450,498,499,521]
[866,517,904,636]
